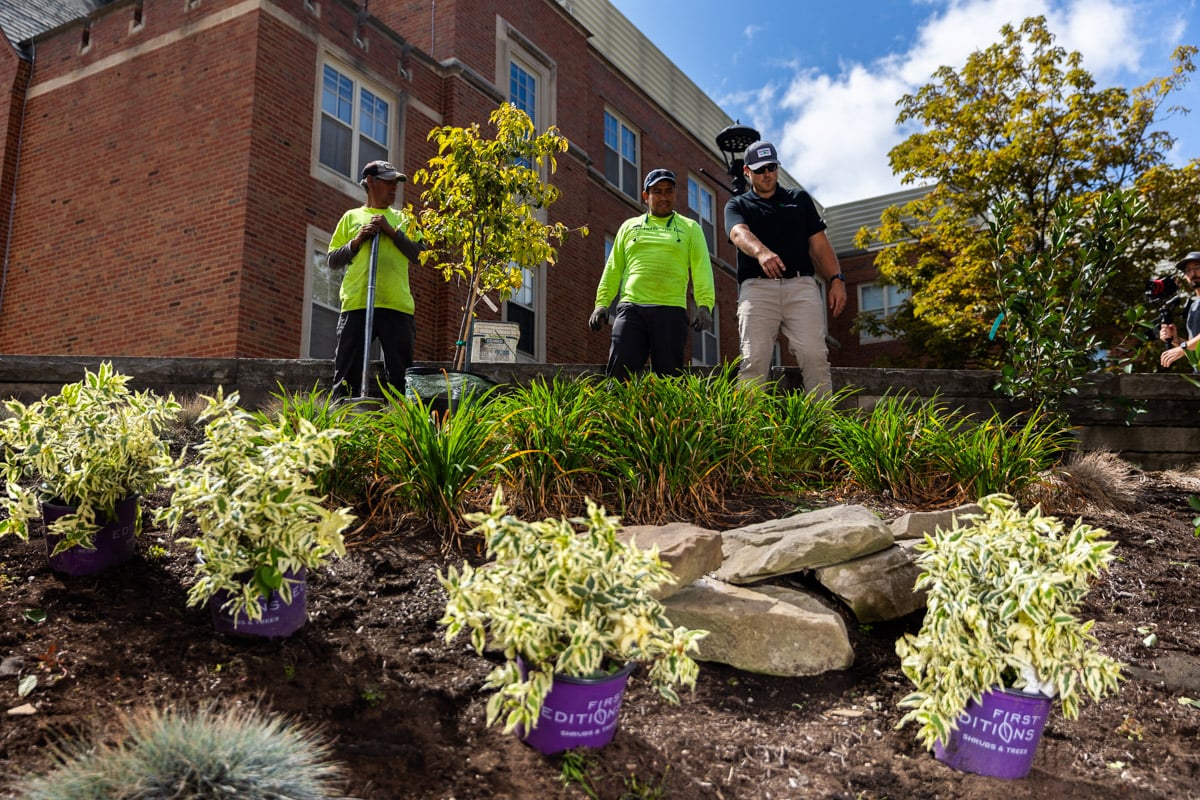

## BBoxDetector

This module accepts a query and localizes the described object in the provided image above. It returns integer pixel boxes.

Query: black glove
[691,306,713,332]
[589,306,610,331]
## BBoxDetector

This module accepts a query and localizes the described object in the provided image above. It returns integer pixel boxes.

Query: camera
[1145,274,1183,337]
[1145,274,1178,301]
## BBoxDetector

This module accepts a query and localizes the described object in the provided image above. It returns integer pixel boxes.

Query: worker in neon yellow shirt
[590,168,715,377]
[328,160,425,400]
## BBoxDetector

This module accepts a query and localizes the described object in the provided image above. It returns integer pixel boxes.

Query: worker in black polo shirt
[724,141,846,394]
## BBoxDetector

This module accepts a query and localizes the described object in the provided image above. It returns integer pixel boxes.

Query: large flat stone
[619,523,724,600]
[663,578,854,677]
[715,505,893,584]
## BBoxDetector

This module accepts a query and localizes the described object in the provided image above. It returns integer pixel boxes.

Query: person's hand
[757,250,784,278]
[827,279,847,317]
[691,306,713,332]
[1161,345,1189,368]
[589,306,609,331]
[1160,323,1178,345]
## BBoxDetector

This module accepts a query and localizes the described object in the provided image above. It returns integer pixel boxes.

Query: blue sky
[607,0,1199,207]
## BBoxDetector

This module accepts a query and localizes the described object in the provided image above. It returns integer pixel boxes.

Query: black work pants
[332,308,415,399]
[606,303,689,379]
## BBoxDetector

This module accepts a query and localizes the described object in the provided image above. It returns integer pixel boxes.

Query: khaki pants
[737,276,830,394]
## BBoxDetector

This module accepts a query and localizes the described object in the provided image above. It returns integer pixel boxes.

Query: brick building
[823,186,932,367]
[0,0,840,372]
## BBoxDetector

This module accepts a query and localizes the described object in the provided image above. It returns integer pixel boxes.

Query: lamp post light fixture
[715,122,760,196]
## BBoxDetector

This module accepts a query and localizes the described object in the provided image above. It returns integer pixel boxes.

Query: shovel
[358,233,380,400]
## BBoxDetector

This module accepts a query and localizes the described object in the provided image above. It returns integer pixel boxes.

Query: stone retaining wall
[2,355,1197,469]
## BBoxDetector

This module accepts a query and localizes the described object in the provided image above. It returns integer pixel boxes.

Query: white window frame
[315,57,396,196]
[603,108,640,200]
[858,281,910,344]
[686,175,716,255]
[496,20,556,363]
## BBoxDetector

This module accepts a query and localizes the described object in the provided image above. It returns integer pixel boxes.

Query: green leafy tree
[856,16,1197,367]
[990,189,1146,418]
[414,103,584,371]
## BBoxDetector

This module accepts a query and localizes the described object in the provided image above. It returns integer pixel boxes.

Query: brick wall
[0,0,752,369]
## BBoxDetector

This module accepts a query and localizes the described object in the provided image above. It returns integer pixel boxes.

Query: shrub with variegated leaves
[156,391,355,622]
[0,362,180,554]
[438,491,707,736]
[895,494,1124,750]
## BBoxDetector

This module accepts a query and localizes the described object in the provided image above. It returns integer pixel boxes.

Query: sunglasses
[751,163,778,175]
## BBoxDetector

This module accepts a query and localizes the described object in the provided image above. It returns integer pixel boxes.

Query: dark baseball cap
[1175,250,1200,271]
[360,160,407,182]
[642,168,676,192]
[743,141,779,171]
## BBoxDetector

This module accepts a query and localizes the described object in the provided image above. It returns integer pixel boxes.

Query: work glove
[691,306,713,332]
[589,306,610,331]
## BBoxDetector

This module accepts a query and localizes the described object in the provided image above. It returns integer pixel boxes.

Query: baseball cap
[1175,250,1200,271]
[360,160,407,182]
[743,141,779,171]
[642,168,676,192]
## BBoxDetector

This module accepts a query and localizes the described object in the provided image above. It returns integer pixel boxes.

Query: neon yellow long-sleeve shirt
[595,212,715,309]
[330,206,421,314]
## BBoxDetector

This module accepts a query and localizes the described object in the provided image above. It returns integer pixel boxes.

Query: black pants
[606,303,689,379]
[332,308,415,399]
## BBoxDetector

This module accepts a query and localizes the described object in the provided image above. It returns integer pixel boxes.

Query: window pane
[510,63,536,124]
[508,302,535,356]
[320,116,352,176]
[702,219,715,253]
[311,250,340,309]
[308,305,339,359]
[622,161,637,199]
[861,284,885,313]
[604,112,618,150]
[604,147,620,186]
[359,137,387,173]
[322,65,353,124]
[620,126,636,162]
[359,88,389,147]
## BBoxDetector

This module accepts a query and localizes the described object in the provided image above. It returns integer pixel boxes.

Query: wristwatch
[831,273,846,282]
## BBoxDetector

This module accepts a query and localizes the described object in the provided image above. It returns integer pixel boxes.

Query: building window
[603,110,639,199]
[687,176,716,254]
[306,239,340,359]
[499,37,552,361]
[691,303,719,366]
[319,62,390,181]
[507,265,537,357]
[858,282,910,344]
[307,235,378,361]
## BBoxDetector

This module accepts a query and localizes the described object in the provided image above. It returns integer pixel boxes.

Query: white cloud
[736,0,1172,205]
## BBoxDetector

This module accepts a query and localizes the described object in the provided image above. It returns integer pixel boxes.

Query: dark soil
[2,471,1199,800]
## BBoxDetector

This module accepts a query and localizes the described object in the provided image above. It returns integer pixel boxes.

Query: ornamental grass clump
[156,391,355,622]
[895,494,1124,750]
[0,362,180,554]
[438,491,707,736]
[17,704,347,799]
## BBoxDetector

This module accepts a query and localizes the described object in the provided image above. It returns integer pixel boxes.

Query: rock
[889,503,981,541]
[662,578,854,677]
[619,523,724,600]
[0,657,24,678]
[814,545,927,622]
[715,505,893,584]
[6,703,37,716]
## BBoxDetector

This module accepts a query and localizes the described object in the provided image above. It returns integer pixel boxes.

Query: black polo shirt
[724,186,827,284]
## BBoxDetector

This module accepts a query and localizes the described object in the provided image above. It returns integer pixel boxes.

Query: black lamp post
[715,122,760,196]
